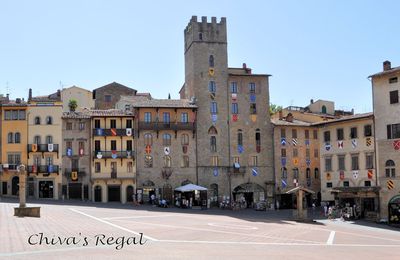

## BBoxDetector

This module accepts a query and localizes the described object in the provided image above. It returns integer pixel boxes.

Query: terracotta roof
[30,91,61,102]
[369,66,400,78]
[62,111,91,119]
[93,82,137,93]
[312,112,373,126]
[271,118,311,126]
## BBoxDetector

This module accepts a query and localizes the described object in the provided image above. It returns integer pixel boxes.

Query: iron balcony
[93,150,135,159]
[138,122,195,131]
[27,144,59,153]
[92,128,134,137]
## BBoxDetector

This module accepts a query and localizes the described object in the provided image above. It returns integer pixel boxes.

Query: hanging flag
[145,145,151,154]
[393,140,400,150]
[71,171,78,181]
[111,128,117,136]
[250,94,256,103]
[164,147,170,155]
[126,128,132,136]
[238,145,244,154]
[340,171,345,180]
[368,170,373,179]
[281,138,287,146]
[211,114,218,123]
[213,168,219,177]
[353,171,358,179]
[231,93,237,101]
[67,148,72,157]
[250,115,257,122]
[48,143,54,152]
[232,114,238,122]
[306,158,311,167]
[32,144,38,152]
[305,139,310,146]
[111,150,117,159]
[127,150,132,159]
[79,148,84,156]
[96,128,103,136]
[387,180,394,190]
[292,138,298,146]
[252,167,258,176]
[293,158,299,165]
[325,142,331,151]
[281,157,286,166]
[97,152,102,159]
[32,165,37,173]
[210,92,216,100]
[326,172,331,180]
[48,164,54,173]
[281,179,287,188]
[366,137,372,147]
[351,139,357,149]
[338,141,344,149]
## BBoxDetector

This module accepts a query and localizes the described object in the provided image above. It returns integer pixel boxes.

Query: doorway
[126,186,134,202]
[94,186,102,202]
[108,185,121,202]
[39,181,54,198]
[68,183,82,199]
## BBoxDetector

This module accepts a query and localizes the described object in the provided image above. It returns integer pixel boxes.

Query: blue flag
[281,179,287,188]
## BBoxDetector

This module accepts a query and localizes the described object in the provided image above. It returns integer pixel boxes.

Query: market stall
[174,184,208,209]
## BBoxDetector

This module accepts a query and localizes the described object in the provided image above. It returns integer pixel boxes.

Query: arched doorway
[12,176,19,196]
[388,195,400,224]
[233,183,265,208]
[210,183,218,206]
[126,186,134,202]
[94,186,102,202]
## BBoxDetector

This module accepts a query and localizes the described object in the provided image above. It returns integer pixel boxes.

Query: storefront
[233,183,265,208]
[388,195,400,224]
[39,180,54,198]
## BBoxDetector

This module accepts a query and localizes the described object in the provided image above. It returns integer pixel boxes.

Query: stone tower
[183,16,230,172]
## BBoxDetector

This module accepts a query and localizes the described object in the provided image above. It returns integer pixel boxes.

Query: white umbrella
[174,183,208,192]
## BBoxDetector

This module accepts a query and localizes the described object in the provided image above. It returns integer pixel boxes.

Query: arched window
[46,116,53,125]
[281,167,287,178]
[210,136,217,152]
[314,168,319,179]
[164,156,171,167]
[386,160,396,177]
[321,105,327,114]
[34,116,41,125]
[209,55,214,67]
[163,133,171,146]
[46,135,53,144]
[198,32,203,40]
[208,126,218,135]
[144,133,152,146]
[14,132,21,143]
[237,129,243,146]
[181,134,189,145]
[34,135,41,144]
[7,133,13,143]
[255,129,261,153]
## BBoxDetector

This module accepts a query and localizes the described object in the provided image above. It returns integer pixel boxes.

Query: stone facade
[62,112,92,200]
[370,61,400,221]
[93,82,136,110]
[61,86,94,112]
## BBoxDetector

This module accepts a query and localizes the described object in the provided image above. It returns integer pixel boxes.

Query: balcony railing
[27,165,60,174]
[138,122,195,131]
[93,150,135,159]
[28,144,59,153]
[92,128,134,137]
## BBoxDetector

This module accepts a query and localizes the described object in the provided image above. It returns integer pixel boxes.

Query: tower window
[209,55,214,68]
[198,32,203,40]
[250,104,257,114]
[210,102,218,114]
[232,103,239,114]
[209,81,216,93]
[390,90,399,104]
[210,136,217,152]
[237,130,243,146]
[385,160,396,177]
[230,82,238,93]
[249,83,256,93]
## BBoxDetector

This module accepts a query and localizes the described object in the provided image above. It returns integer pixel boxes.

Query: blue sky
[1,0,399,113]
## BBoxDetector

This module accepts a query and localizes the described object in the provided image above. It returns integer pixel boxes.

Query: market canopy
[174,184,208,192]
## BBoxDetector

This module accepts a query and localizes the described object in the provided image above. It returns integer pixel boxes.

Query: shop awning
[174,184,208,192]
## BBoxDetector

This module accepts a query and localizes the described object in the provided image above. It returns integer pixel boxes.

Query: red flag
[393,140,400,150]
[111,128,117,136]
[368,170,373,179]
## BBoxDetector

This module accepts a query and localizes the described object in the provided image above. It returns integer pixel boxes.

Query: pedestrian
[150,194,155,205]
[276,200,280,211]
[324,204,328,217]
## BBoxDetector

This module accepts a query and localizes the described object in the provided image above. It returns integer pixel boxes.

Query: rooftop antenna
[6,81,9,97]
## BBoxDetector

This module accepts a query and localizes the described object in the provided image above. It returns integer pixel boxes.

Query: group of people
[322,203,359,220]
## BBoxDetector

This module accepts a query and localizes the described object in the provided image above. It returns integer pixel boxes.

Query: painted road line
[102,214,177,220]
[327,231,335,245]
[69,208,158,241]
[208,223,258,230]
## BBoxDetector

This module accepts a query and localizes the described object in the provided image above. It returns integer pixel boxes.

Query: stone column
[18,165,27,208]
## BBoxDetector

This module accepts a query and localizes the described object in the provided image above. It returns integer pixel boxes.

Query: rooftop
[130,99,197,108]
[312,112,373,126]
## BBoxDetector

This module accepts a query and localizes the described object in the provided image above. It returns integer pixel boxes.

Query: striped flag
[292,138,298,146]
[281,179,287,188]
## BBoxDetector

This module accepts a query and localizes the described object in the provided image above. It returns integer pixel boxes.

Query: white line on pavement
[69,208,158,241]
[102,214,176,220]
[327,231,335,245]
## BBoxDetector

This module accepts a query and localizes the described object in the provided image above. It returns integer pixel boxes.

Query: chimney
[310,99,314,104]
[6,94,9,100]
[278,110,283,120]
[29,88,32,100]
[243,63,247,69]
[383,60,391,71]
[16,98,21,104]
[286,113,294,123]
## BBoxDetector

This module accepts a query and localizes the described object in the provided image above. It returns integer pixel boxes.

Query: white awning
[174,184,208,192]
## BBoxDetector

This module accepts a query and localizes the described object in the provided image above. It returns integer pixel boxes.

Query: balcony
[28,144,59,153]
[93,150,135,159]
[27,165,60,175]
[228,166,247,174]
[138,122,195,131]
[92,128,134,137]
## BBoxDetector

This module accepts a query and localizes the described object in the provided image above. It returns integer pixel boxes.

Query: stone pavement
[1,198,399,260]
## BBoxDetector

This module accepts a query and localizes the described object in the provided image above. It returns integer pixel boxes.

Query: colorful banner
[79,148,84,156]
[340,171,344,180]
[353,171,358,179]
[338,141,343,149]
[281,157,286,166]
[281,138,286,146]
[32,144,38,152]
[71,171,78,181]
[351,139,357,149]
[368,169,373,179]
[111,128,117,136]
[292,138,298,146]
[213,168,219,177]
[281,179,287,188]
[393,140,400,150]
[252,168,258,176]
[96,128,103,136]
[111,150,117,159]
[126,128,132,136]
[164,147,170,155]
[325,142,331,151]
[366,137,372,147]
[67,148,72,157]
[48,143,54,152]
[305,139,310,146]
[238,145,244,154]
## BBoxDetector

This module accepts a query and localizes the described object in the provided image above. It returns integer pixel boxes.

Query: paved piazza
[1,199,399,259]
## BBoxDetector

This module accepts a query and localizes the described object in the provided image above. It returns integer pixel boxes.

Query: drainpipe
[272,124,276,209]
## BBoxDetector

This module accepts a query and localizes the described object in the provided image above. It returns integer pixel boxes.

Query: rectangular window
[18,110,26,120]
[95,119,100,129]
[389,77,398,84]
[126,120,132,128]
[127,162,133,173]
[324,131,330,142]
[366,153,374,169]
[127,140,133,151]
[251,156,258,167]
[364,181,371,187]
[79,122,85,130]
[337,128,344,140]
[4,110,11,120]
[211,156,219,166]
[95,162,101,173]
[387,123,400,139]
[111,140,117,151]
[364,124,372,137]
[292,129,297,139]
[105,95,112,102]
[181,156,189,168]
[249,83,256,93]
[210,136,217,152]
[163,112,170,123]
[326,182,332,188]
[314,149,319,158]
[144,112,152,123]
[208,81,216,93]
[293,148,298,157]
[338,155,345,171]
[210,102,218,114]
[110,119,116,129]
[305,129,309,140]
[281,148,286,157]
[325,157,332,171]
[313,129,318,140]
[350,127,358,139]
[250,104,257,114]
[306,148,310,158]
[95,140,101,151]
[230,82,238,93]
[281,128,286,138]
[343,181,350,187]
[12,110,18,120]
[72,159,79,169]
[390,90,399,104]
[181,113,188,123]
[351,154,359,170]
[232,103,239,114]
